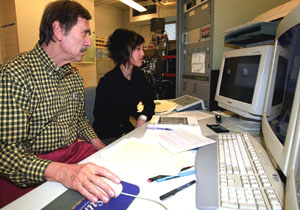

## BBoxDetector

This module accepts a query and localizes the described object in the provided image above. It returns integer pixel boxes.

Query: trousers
[0,140,96,208]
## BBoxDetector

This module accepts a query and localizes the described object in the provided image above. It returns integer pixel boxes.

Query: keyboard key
[239,203,257,209]
[221,201,238,209]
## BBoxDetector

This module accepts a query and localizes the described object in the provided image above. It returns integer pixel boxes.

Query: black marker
[159,180,196,201]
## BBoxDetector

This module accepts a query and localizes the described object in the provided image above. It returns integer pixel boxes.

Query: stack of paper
[145,125,215,154]
[147,115,215,153]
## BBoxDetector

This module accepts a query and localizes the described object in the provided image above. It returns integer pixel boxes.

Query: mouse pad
[72,181,140,210]
[41,181,139,210]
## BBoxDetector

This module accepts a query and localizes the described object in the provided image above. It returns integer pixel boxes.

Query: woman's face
[129,43,144,67]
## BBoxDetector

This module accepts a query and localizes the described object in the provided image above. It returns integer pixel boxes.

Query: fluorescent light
[120,0,147,12]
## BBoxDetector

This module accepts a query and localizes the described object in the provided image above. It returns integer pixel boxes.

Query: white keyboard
[218,133,283,210]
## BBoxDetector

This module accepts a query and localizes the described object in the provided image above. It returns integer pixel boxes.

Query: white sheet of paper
[191,51,206,73]
[98,138,191,180]
[146,126,215,153]
[168,110,214,121]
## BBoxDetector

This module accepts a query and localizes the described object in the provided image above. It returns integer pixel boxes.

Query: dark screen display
[219,56,260,104]
[272,56,288,106]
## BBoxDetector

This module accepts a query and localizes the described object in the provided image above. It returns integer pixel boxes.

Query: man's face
[60,16,91,62]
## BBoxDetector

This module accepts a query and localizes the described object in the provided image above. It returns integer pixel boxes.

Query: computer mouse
[96,177,123,198]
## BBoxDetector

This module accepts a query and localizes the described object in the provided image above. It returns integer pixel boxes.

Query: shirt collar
[34,43,73,79]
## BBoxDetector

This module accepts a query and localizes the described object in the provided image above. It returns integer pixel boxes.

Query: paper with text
[145,125,215,153]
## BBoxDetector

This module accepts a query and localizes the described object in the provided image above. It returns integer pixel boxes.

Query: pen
[147,175,167,183]
[159,180,196,201]
[147,127,173,131]
[180,165,194,171]
[147,166,194,182]
[156,170,195,182]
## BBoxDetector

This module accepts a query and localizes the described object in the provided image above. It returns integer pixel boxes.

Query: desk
[2,112,260,210]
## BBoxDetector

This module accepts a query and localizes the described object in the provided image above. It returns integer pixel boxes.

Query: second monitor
[215,45,274,130]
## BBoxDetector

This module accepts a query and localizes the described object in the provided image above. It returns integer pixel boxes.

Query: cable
[120,192,168,210]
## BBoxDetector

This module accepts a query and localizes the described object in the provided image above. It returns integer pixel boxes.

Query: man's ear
[52,20,64,41]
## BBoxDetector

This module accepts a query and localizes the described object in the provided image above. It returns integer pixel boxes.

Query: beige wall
[0,9,2,64]
[0,0,17,64]
[124,10,152,47]
[13,0,97,87]
[95,5,152,47]
[94,4,125,41]
[0,0,16,24]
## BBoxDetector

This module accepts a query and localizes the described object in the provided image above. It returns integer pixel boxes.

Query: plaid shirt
[0,44,97,187]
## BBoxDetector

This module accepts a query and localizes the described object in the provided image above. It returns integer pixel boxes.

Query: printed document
[145,125,215,154]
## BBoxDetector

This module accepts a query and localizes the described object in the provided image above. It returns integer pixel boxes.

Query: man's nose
[85,35,91,47]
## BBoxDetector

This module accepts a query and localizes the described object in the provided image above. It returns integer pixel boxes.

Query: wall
[0,0,17,64]
[94,4,124,41]
[0,3,2,64]
[95,5,152,47]
[123,10,151,47]
[13,0,97,87]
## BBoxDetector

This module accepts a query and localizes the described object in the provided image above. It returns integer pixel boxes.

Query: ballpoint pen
[156,170,196,182]
[146,127,173,131]
[159,180,197,201]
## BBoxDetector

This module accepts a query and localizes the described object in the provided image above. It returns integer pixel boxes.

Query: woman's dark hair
[107,28,145,65]
[39,0,91,45]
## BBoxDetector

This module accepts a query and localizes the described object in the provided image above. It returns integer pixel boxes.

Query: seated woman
[93,28,155,145]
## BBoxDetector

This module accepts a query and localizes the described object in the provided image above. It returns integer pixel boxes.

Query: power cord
[120,192,168,210]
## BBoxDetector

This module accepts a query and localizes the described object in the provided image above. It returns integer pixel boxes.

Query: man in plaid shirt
[0,0,120,207]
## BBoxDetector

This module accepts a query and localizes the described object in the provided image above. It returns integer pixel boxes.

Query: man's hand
[44,162,121,203]
[90,138,105,150]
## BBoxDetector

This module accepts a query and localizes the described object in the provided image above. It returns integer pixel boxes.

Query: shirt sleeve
[0,72,51,187]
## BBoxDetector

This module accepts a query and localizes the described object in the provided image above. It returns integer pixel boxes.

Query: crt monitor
[262,2,300,182]
[215,45,274,123]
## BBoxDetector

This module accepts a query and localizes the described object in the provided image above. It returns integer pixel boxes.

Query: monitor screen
[268,53,295,144]
[215,45,273,121]
[219,55,260,104]
[262,4,300,177]
[271,55,287,107]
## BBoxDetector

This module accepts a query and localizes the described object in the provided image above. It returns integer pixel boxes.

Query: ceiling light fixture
[120,0,147,12]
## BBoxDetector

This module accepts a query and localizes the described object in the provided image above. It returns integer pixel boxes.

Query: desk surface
[2,111,258,210]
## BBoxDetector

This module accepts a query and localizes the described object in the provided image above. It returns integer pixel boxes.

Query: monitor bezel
[285,112,300,210]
